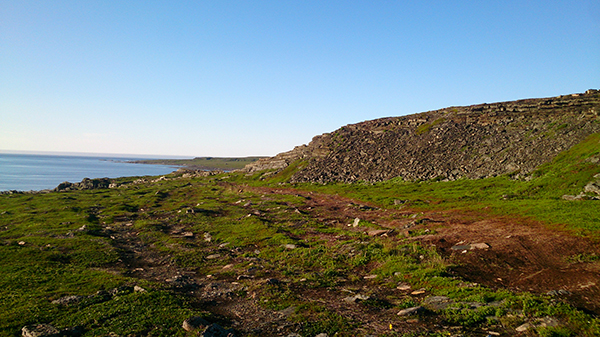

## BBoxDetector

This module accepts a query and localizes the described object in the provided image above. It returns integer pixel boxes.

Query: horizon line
[0,149,195,159]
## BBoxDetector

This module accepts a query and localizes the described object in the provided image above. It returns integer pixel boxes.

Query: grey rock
[515,322,533,332]
[538,316,560,327]
[54,178,111,192]
[108,286,133,296]
[167,275,198,290]
[278,306,296,317]
[397,306,425,316]
[51,295,83,305]
[423,296,453,310]
[22,324,60,337]
[182,316,209,332]
[343,294,371,303]
[202,282,236,299]
[585,181,600,195]
[547,290,570,296]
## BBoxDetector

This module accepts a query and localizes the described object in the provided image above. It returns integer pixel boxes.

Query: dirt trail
[104,184,600,335]
[254,187,600,315]
[420,215,600,315]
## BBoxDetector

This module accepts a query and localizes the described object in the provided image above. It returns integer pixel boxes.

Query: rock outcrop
[242,90,600,183]
[54,178,111,192]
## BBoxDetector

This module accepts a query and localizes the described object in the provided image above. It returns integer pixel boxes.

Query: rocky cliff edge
[241,89,600,183]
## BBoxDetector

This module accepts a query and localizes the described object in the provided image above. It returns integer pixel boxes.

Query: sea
[0,153,182,192]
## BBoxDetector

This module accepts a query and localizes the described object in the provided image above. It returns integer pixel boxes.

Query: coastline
[0,153,179,192]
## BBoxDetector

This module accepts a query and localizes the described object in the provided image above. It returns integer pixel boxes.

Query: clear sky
[2,1,599,157]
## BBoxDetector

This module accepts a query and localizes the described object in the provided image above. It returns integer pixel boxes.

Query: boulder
[343,294,371,303]
[182,316,209,332]
[397,306,425,316]
[585,181,600,195]
[51,295,83,305]
[22,324,60,337]
[54,178,112,192]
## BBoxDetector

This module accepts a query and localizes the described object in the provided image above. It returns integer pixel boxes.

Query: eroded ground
[99,183,600,336]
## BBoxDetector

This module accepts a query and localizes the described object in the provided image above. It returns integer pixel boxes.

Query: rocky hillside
[242,89,600,183]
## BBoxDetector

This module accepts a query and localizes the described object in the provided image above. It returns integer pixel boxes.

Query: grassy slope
[0,134,599,336]
[287,133,600,237]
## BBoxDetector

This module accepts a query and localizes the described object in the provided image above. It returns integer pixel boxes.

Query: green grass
[1,134,600,335]
[279,133,600,236]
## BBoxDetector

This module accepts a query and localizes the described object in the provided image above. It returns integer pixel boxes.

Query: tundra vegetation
[3,91,600,336]
[1,132,600,336]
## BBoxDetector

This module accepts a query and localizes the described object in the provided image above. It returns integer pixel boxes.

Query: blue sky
[1,1,599,157]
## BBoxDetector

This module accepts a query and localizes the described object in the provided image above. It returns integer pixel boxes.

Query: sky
[1,1,599,158]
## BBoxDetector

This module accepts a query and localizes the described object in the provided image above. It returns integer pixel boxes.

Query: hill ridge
[243,89,600,183]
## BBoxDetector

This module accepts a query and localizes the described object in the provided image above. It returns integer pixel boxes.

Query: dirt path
[252,186,600,316]
[104,184,600,335]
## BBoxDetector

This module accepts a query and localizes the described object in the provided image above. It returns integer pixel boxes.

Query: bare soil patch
[104,185,600,335]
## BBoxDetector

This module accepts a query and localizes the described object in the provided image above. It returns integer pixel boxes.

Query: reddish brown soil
[108,185,600,335]
[259,187,600,316]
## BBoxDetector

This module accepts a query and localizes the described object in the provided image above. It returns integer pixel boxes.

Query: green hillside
[1,135,600,336]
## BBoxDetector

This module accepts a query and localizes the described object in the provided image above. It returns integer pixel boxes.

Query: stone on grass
[423,296,452,310]
[366,229,389,236]
[343,294,371,303]
[585,181,600,195]
[51,295,83,305]
[397,306,425,316]
[515,322,533,332]
[22,324,60,337]
[397,283,411,291]
[182,316,209,332]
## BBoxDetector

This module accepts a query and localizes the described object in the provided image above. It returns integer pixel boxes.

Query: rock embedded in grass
[22,324,60,337]
[397,306,425,316]
[343,294,371,303]
[182,316,209,332]
[51,295,83,306]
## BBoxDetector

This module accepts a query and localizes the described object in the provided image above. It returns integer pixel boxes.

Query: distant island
[129,156,266,171]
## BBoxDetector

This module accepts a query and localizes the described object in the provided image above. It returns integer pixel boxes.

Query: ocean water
[0,153,180,192]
